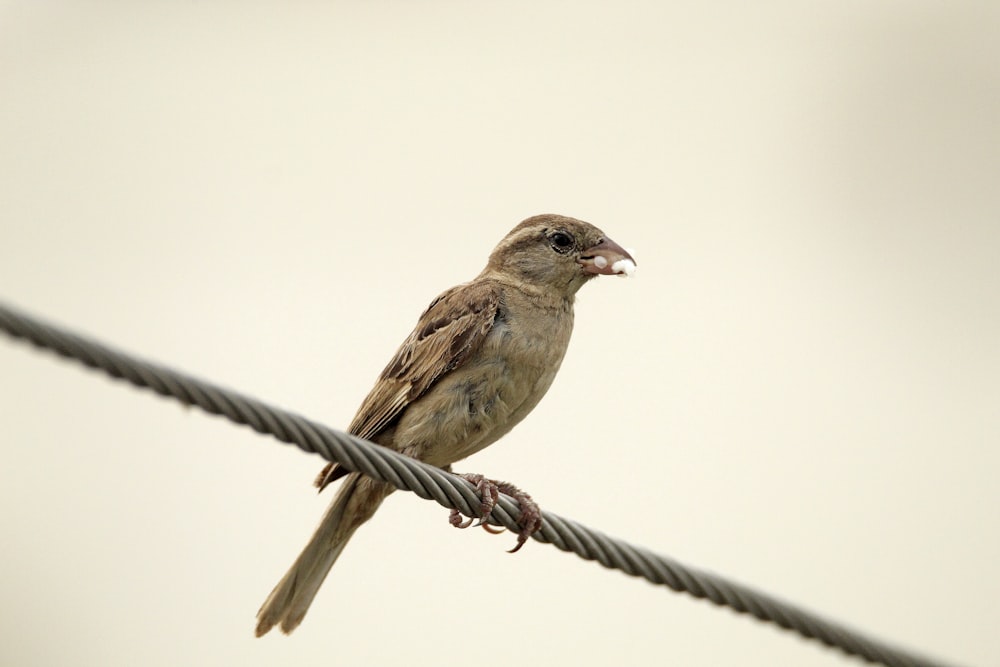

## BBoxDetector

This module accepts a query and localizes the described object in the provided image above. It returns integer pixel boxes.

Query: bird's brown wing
[315,280,502,490]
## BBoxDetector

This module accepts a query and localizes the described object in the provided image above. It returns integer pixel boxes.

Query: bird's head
[484,214,636,296]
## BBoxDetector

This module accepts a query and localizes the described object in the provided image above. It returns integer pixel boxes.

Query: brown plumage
[255,214,635,636]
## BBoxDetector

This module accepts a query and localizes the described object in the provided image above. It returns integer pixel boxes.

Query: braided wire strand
[0,301,955,667]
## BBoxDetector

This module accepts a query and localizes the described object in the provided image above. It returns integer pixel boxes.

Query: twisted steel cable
[0,301,954,667]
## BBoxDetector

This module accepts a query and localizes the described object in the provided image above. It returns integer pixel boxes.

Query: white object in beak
[611,258,637,277]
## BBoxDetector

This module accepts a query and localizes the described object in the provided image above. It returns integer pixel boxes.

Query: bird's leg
[449,473,543,553]
[448,473,498,529]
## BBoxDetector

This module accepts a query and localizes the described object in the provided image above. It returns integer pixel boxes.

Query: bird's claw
[449,473,542,552]
[504,483,542,553]
[448,508,475,529]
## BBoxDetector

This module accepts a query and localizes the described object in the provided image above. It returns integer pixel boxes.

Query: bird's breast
[398,304,574,467]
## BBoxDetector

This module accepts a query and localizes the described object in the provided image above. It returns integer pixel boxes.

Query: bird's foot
[448,473,542,553]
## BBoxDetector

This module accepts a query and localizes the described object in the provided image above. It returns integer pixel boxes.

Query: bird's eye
[549,231,574,253]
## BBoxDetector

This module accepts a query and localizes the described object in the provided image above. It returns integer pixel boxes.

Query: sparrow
[255,213,636,636]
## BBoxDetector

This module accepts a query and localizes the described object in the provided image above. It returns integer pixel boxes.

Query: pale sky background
[1,2,997,666]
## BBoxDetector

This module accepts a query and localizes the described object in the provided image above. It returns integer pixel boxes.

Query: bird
[255,213,636,636]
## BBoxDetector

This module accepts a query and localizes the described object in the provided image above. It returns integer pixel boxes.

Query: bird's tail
[255,472,393,636]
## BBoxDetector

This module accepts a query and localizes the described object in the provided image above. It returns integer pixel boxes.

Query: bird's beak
[578,237,637,276]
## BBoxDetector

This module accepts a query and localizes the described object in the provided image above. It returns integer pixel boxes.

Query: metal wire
[0,301,956,667]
